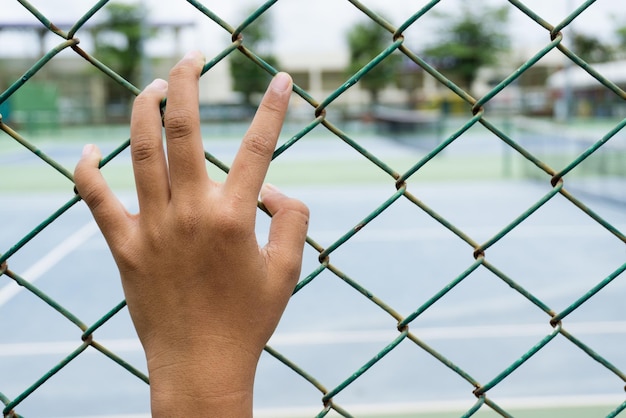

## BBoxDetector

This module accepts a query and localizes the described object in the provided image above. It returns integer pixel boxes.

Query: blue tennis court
[1,129,624,417]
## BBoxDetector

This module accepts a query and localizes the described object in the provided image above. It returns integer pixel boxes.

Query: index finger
[224,72,292,206]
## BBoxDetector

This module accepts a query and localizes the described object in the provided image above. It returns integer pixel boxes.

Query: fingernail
[271,72,292,94]
[183,50,205,63]
[150,78,168,90]
[82,143,95,157]
[261,183,281,198]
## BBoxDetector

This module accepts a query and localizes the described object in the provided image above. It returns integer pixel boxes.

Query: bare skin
[74,51,309,417]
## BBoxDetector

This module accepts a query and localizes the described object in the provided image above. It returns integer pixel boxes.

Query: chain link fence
[1,0,625,417]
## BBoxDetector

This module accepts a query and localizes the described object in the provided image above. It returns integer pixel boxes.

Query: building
[1,18,575,127]
[547,60,626,119]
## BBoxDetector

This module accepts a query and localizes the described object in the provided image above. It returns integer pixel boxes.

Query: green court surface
[0,121,532,193]
[0,152,524,191]
[3,116,622,193]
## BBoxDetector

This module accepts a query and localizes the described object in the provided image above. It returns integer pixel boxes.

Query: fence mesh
[1,0,625,417]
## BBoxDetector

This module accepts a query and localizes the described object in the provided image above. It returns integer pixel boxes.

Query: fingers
[74,144,131,247]
[261,184,309,288]
[163,51,208,200]
[225,73,292,208]
[130,79,170,216]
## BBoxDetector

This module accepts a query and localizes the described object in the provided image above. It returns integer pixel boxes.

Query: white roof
[546,60,626,89]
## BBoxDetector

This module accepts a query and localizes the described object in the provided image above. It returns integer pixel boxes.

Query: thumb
[260,183,309,284]
[74,144,130,246]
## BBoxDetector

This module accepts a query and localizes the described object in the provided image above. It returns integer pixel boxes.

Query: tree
[571,31,613,63]
[93,1,149,117]
[229,10,278,106]
[422,5,510,89]
[613,24,626,60]
[346,17,401,105]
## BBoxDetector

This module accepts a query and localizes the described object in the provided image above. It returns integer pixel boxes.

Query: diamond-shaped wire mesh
[1,1,625,417]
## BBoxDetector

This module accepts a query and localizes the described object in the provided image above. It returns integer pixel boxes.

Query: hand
[74,51,309,417]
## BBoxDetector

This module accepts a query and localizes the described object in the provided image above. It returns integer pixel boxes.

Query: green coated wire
[474,324,562,396]
[1,1,625,417]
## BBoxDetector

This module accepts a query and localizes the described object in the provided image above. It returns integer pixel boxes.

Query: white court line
[43,394,626,418]
[2,321,625,357]
[254,394,626,417]
[0,338,141,357]
[310,223,626,243]
[0,221,99,308]
[269,320,626,345]
[2,221,619,308]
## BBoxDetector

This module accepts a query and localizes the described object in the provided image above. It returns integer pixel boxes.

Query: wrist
[145,337,260,417]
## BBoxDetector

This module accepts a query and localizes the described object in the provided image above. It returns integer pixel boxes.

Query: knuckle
[271,195,310,219]
[210,203,249,239]
[131,135,160,164]
[214,209,243,235]
[287,201,310,229]
[164,108,196,141]
[73,161,88,184]
[243,131,274,159]
[78,182,107,213]
[289,198,310,219]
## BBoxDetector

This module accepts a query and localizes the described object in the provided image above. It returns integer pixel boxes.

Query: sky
[0,0,621,61]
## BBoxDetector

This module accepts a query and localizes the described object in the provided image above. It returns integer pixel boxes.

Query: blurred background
[1,0,626,126]
[2,0,625,203]
[1,1,625,417]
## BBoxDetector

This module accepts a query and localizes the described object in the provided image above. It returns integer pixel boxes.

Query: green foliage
[346,17,401,104]
[230,52,277,105]
[616,26,626,47]
[571,32,614,63]
[423,5,510,89]
[613,25,626,60]
[94,2,147,85]
[229,10,278,105]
